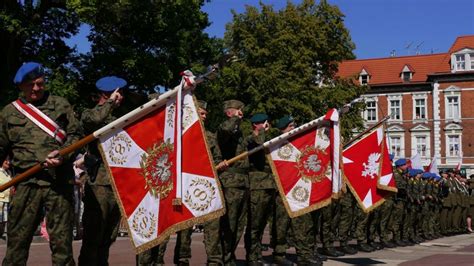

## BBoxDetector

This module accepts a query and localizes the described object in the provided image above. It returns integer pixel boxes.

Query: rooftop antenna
[390,50,396,57]
[405,41,414,55]
[415,41,424,55]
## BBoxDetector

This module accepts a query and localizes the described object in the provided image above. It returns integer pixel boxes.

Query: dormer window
[359,68,370,85]
[456,54,466,70]
[400,65,413,82]
[451,49,474,72]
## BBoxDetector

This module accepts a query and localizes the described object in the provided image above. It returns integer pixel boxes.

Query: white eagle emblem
[362,153,381,179]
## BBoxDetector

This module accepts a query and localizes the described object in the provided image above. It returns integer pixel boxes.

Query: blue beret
[422,172,431,179]
[250,113,268,124]
[276,115,295,130]
[434,175,441,181]
[394,158,407,167]
[95,76,127,92]
[14,62,45,85]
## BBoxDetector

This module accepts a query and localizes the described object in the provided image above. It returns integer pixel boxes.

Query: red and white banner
[99,89,224,252]
[342,125,396,213]
[267,109,341,218]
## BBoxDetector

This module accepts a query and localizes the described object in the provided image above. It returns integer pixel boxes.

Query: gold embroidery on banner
[132,207,157,239]
[184,178,216,212]
[140,140,174,199]
[182,103,194,130]
[296,145,329,183]
[277,143,293,160]
[108,133,132,165]
[291,185,309,203]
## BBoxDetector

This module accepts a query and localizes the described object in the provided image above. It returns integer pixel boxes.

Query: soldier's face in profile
[19,76,45,102]
[198,108,208,121]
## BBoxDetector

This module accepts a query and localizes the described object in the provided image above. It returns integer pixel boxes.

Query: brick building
[337,35,474,175]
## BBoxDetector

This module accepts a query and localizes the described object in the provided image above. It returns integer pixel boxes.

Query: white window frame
[364,97,378,122]
[444,123,463,165]
[451,48,474,72]
[411,133,430,159]
[412,93,428,121]
[387,94,403,121]
[388,135,404,158]
[359,68,370,85]
[387,125,405,159]
[446,135,461,157]
[400,65,413,82]
[444,92,461,121]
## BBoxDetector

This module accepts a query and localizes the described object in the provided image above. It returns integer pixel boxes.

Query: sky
[67,0,474,59]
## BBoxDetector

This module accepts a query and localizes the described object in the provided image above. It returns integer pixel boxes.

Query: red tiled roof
[337,35,474,85]
[448,35,474,53]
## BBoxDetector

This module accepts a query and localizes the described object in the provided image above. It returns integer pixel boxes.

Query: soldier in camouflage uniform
[439,170,452,235]
[391,159,409,247]
[244,113,291,266]
[337,190,358,254]
[467,175,474,233]
[217,100,249,266]
[1,62,81,265]
[320,201,345,257]
[78,76,129,265]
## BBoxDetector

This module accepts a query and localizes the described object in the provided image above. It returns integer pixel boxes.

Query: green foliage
[0,1,80,107]
[197,0,365,138]
[68,0,218,109]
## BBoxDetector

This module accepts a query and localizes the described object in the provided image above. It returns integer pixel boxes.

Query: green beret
[250,113,268,124]
[223,99,244,111]
[276,115,294,130]
[197,100,207,110]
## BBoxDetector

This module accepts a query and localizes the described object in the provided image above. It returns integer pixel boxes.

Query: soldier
[337,189,359,254]
[1,62,81,265]
[244,113,292,265]
[391,158,409,247]
[467,175,474,233]
[217,100,249,266]
[439,170,452,235]
[277,115,325,266]
[78,76,128,265]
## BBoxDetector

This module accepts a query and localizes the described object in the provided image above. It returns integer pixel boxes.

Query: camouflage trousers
[379,198,394,242]
[291,210,320,265]
[245,189,289,262]
[137,228,193,265]
[78,184,121,266]
[368,208,381,243]
[354,205,369,243]
[320,201,340,248]
[338,192,356,246]
[221,187,248,265]
[2,183,75,266]
[391,200,405,241]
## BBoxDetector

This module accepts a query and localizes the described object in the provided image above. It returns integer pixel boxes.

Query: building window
[415,136,427,157]
[447,135,460,157]
[389,99,401,120]
[414,98,426,119]
[455,54,465,70]
[402,71,411,82]
[470,53,474,70]
[360,74,368,85]
[389,136,402,157]
[365,100,377,121]
[446,95,460,120]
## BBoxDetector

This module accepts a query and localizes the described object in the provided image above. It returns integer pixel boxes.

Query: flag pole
[218,98,364,170]
[0,62,227,192]
[343,115,391,149]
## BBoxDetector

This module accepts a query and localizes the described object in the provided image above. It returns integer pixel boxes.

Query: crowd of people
[0,62,473,266]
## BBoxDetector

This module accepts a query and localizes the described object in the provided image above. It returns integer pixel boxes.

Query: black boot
[356,242,374,252]
[339,245,358,255]
[321,247,344,257]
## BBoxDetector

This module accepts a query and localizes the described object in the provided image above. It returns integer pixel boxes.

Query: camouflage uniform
[391,168,407,245]
[217,116,249,265]
[440,176,452,235]
[0,93,81,265]
[338,190,358,252]
[244,128,289,263]
[291,211,320,265]
[78,99,123,265]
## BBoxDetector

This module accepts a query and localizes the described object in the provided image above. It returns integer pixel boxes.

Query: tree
[196,0,366,139]
[0,0,80,106]
[68,0,221,109]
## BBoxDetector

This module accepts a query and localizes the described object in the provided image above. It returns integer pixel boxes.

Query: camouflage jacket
[216,116,249,188]
[394,168,407,200]
[206,130,222,165]
[81,99,118,186]
[245,129,274,190]
[0,93,82,186]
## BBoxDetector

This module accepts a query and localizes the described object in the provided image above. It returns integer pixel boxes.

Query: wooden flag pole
[0,61,228,192]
